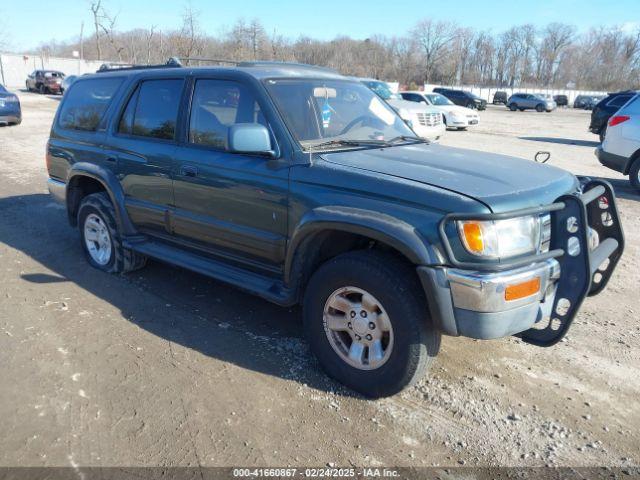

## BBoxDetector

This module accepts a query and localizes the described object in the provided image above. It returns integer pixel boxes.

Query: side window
[58,77,123,131]
[622,95,640,115]
[188,79,266,150]
[118,79,183,140]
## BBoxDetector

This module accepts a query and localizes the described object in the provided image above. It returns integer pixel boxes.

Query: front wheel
[508,103,517,111]
[536,104,544,112]
[303,250,440,398]
[78,192,147,274]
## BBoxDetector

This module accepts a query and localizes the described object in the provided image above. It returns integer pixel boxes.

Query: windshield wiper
[305,139,390,151]
[305,135,428,152]
[386,135,429,145]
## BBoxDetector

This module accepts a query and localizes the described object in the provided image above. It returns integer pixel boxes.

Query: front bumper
[48,178,66,204]
[412,122,446,142]
[420,179,624,346]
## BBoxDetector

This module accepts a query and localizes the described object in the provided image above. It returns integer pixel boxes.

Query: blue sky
[1,0,639,51]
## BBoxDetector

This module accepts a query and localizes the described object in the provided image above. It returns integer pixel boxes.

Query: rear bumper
[0,113,21,125]
[48,178,66,204]
[595,145,630,174]
[420,180,624,346]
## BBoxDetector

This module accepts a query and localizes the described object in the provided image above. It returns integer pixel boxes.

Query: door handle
[180,165,198,177]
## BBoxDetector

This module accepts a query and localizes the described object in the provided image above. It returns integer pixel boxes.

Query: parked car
[589,91,637,142]
[26,70,65,94]
[507,93,556,112]
[582,96,605,110]
[553,95,568,107]
[596,93,640,191]
[0,84,22,126]
[432,88,487,110]
[46,60,624,397]
[400,91,479,130]
[493,91,508,105]
[61,75,78,95]
[361,79,445,141]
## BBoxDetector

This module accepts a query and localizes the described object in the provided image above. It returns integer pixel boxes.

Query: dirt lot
[0,92,638,469]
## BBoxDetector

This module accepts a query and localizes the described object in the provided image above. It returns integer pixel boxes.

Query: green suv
[46,60,624,397]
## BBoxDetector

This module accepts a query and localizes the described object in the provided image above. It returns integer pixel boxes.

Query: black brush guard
[438,179,625,347]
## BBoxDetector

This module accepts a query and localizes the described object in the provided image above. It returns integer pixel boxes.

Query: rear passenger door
[171,77,289,269]
[107,78,185,236]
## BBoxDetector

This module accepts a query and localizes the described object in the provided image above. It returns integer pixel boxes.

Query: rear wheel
[630,158,640,191]
[78,192,147,274]
[38,84,46,94]
[303,250,440,398]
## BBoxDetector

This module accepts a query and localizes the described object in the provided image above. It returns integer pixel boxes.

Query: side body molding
[66,162,138,236]
[285,206,436,285]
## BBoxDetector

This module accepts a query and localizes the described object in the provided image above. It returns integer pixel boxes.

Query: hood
[320,143,578,213]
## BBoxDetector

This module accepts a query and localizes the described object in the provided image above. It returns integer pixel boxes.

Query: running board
[123,239,297,306]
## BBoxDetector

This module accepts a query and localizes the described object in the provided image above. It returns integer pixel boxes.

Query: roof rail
[176,57,240,66]
[96,57,183,73]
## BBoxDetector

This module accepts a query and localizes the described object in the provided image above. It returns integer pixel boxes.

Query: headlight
[457,216,542,258]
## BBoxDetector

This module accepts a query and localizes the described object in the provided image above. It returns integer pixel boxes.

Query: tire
[509,103,517,111]
[77,192,147,274]
[303,250,440,398]
[25,81,31,92]
[630,158,640,192]
[536,104,544,112]
[38,84,46,94]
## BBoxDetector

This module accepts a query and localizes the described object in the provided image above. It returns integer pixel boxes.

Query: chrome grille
[415,112,442,127]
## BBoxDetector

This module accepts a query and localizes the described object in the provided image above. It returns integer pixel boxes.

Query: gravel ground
[0,93,638,469]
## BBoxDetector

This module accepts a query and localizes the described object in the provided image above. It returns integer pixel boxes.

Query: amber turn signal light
[461,222,484,253]
[504,277,541,301]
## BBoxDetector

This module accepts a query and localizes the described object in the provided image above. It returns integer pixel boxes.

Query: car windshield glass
[0,85,7,93]
[265,78,416,150]
[426,94,453,106]
[363,81,401,100]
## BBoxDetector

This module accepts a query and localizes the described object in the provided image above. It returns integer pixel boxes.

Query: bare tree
[89,1,102,60]
[412,20,458,83]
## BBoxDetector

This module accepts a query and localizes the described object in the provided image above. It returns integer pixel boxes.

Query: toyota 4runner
[46,60,624,397]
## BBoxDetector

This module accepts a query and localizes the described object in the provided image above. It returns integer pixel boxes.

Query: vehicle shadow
[1,193,359,398]
[518,136,600,147]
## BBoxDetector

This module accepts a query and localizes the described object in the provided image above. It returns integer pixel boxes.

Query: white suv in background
[360,79,446,142]
[400,91,480,130]
[596,93,640,191]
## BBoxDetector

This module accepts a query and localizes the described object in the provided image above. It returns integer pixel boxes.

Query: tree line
[32,3,640,91]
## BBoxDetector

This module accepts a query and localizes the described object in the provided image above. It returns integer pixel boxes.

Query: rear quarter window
[58,78,123,131]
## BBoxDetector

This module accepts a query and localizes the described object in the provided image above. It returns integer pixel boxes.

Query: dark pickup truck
[46,60,624,397]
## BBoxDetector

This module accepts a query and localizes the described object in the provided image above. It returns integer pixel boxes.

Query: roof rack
[96,57,183,73]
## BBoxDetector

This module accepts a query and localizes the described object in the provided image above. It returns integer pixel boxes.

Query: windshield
[426,94,453,106]
[265,79,416,150]
[363,80,401,101]
[0,85,7,93]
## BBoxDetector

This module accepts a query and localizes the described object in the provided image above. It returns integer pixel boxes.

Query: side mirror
[228,123,275,157]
